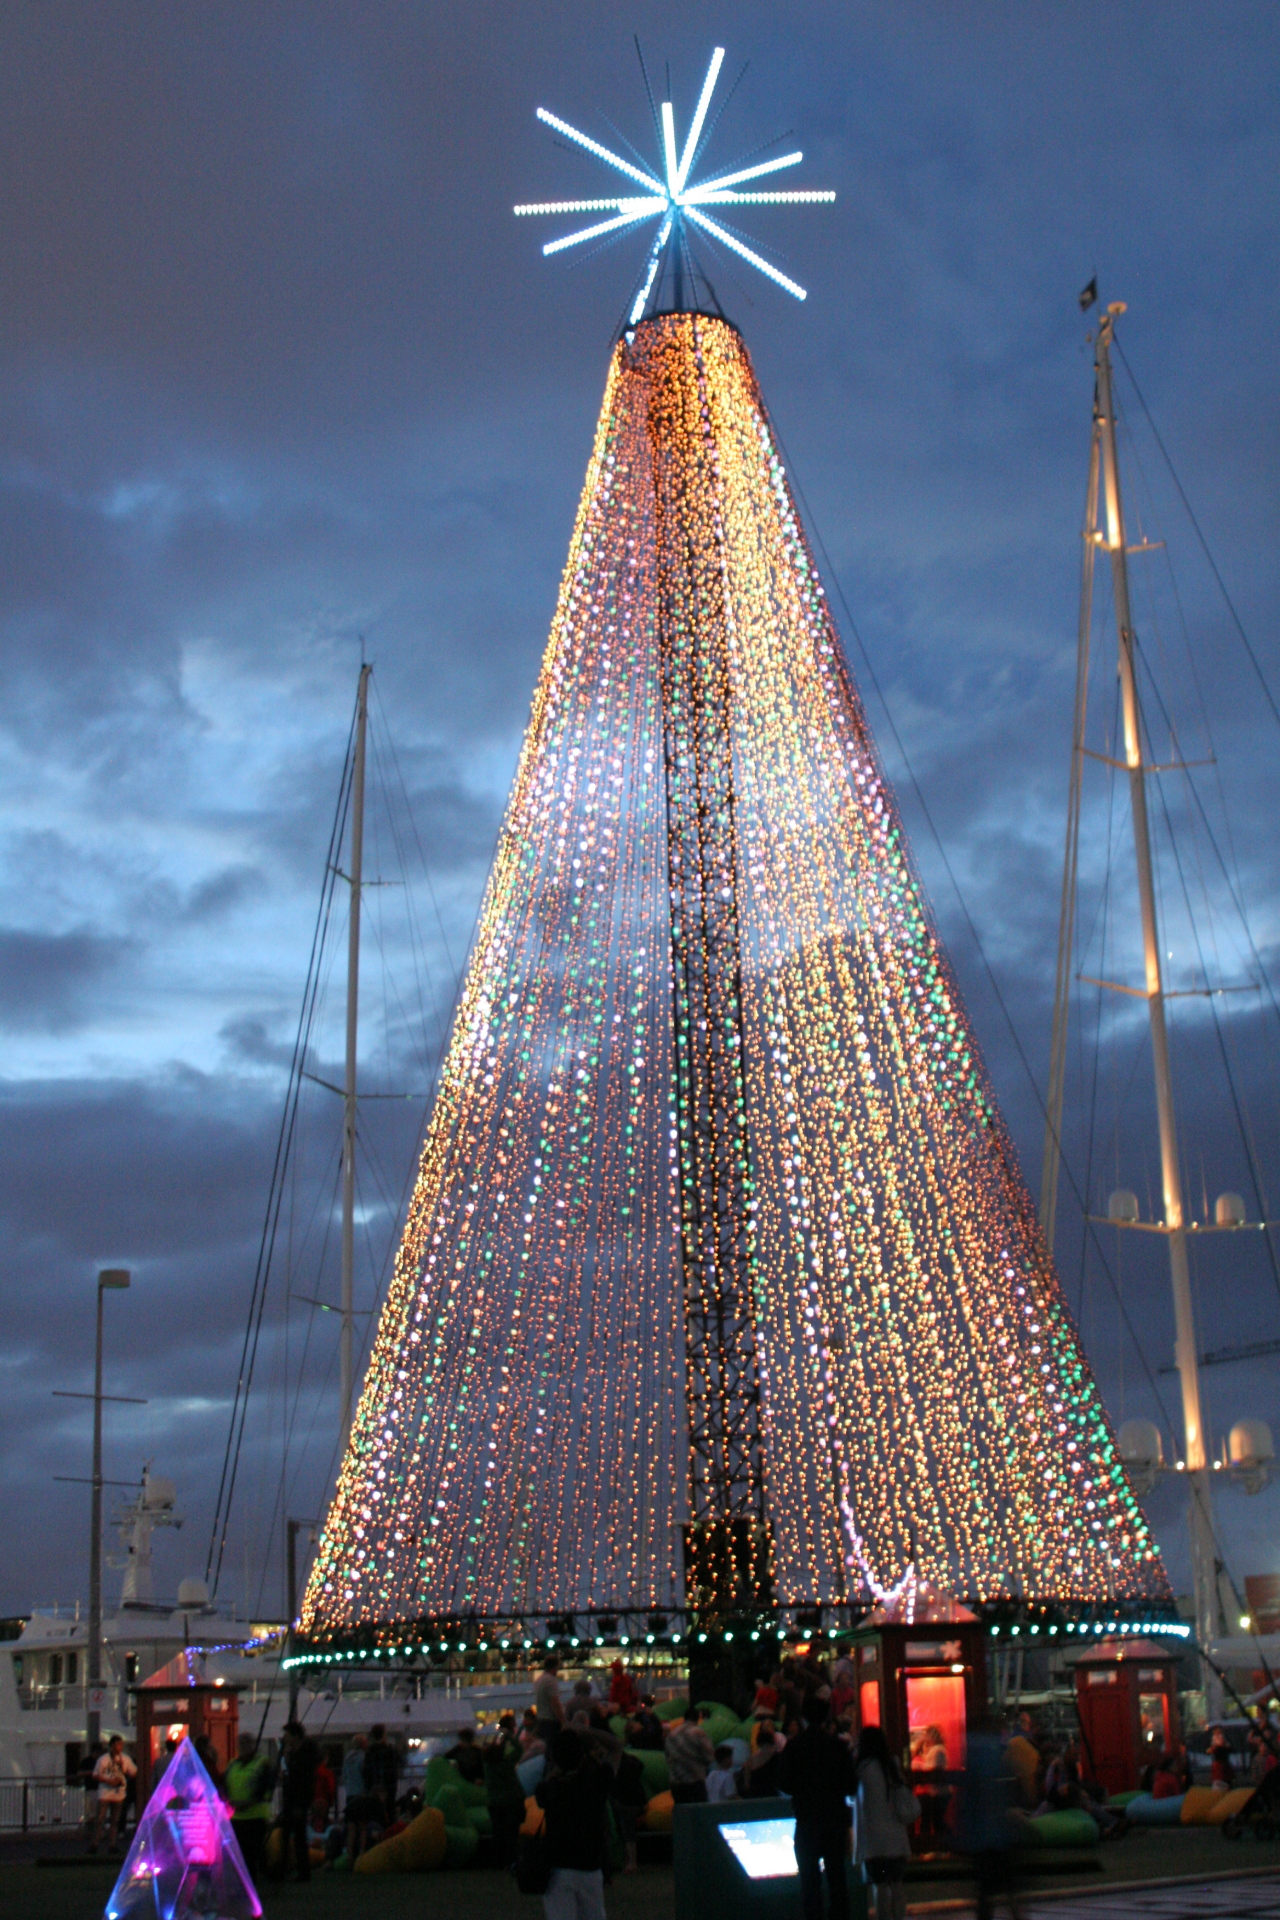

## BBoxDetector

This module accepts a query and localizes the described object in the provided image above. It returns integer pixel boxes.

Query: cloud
[0,926,133,1030]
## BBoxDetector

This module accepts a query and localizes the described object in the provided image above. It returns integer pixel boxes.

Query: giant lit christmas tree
[301,54,1170,1651]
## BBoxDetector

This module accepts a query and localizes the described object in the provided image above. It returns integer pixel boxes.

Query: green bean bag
[696,1704,740,1747]
[423,1754,488,1807]
[656,1697,689,1722]
[627,1746,670,1795]
[443,1823,478,1867]
[423,1756,460,1800]
[1024,1810,1100,1848]
[462,1804,492,1837]
[429,1784,468,1828]
[1108,1790,1140,1808]
[609,1714,628,1739]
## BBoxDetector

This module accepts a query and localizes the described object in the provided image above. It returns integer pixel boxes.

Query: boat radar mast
[514,45,835,326]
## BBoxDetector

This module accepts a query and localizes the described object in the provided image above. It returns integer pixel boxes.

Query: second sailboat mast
[341,663,371,1456]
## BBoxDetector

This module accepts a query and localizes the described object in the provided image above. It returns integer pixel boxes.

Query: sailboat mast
[1040,423,1100,1250]
[1094,306,1222,1674]
[341,664,371,1457]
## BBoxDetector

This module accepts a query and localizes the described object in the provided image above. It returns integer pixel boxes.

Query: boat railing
[16,1682,131,1720]
[0,1777,87,1833]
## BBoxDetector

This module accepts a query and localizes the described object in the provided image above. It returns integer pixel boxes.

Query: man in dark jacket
[778,1696,858,1920]
[363,1723,400,1824]
[535,1728,611,1918]
[277,1720,320,1883]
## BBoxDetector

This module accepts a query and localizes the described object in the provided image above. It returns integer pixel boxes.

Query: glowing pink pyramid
[105,1736,261,1920]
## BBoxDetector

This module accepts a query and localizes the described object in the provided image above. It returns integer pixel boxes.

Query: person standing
[705,1744,739,1803]
[225,1733,274,1882]
[853,1724,917,1920]
[340,1734,372,1863]
[535,1728,611,1920]
[665,1706,715,1804]
[363,1722,400,1826]
[484,1712,526,1866]
[955,1727,1022,1920]
[779,1697,859,1920]
[535,1653,567,1740]
[277,1720,319,1883]
[91,1736,137,1856]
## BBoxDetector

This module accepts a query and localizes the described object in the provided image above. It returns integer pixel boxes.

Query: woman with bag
[854,1726,919,1920]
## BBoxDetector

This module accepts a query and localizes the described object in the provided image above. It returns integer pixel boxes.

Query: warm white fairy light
[517,47,835,322]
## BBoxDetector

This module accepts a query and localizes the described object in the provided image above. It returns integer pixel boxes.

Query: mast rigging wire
[204,698,358,1597]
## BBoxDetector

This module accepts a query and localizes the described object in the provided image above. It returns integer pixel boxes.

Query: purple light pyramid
[105,1736,261,1920]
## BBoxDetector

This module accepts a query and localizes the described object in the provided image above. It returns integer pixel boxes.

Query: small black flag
[1078,277,1098,312]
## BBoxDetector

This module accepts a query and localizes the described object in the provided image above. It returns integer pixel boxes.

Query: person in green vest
[225,1733,274,1883]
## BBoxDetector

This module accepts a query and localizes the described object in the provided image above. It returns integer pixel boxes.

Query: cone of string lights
[298,51,1172,1661]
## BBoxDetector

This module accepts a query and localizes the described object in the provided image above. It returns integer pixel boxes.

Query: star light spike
[684,205,808,301]
[675,46,725,191]
[694,191,837,205]
[535,107,663,193]
[543,204,666,257]
[661,101,679,192]
[515,199,663,216]
[682,152,806,199]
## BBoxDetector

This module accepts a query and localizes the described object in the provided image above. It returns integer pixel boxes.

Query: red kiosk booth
[848,1587,989,1842]
[133,1649,240,1808]
[1073,1636,1181,1797]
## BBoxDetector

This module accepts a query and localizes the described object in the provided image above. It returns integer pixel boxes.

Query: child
[706,1743,739,1804]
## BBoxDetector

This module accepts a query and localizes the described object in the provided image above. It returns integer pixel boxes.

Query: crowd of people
[516,1650,923,1920]
[76,1649,1280,1920]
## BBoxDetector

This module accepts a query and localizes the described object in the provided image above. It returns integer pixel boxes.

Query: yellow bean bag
[354,1805,448,1872]
[1179,1786,1221,1825]
[642,1790,674,1834]
[520,1795,545,1837]
[1205,1786,1255,1825]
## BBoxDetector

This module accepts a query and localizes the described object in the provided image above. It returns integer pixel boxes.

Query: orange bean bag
[354,1804,448,1872]
[520,1794,546,1837]
[642,1790,674,1833]
[1179,1786,1221,1824]
[1205,1786,1255,1825]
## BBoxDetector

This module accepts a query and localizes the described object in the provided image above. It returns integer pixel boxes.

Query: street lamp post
[87,1269,130,1752]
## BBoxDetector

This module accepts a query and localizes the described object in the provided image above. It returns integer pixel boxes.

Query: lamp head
[98,1268,130,1290]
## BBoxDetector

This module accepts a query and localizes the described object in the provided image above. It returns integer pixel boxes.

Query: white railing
[0,1778,87,1832]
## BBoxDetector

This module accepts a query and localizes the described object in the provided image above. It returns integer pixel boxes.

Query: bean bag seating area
[354,1805,448,1873]
[1022,1810,1100,1848]
[1124,1792,1185,1825]
[655,1698,689,1722]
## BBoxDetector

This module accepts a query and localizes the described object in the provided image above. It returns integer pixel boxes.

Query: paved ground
[2,1829,1277,1919]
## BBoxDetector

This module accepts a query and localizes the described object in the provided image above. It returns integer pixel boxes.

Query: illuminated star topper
[515,45,835,323]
